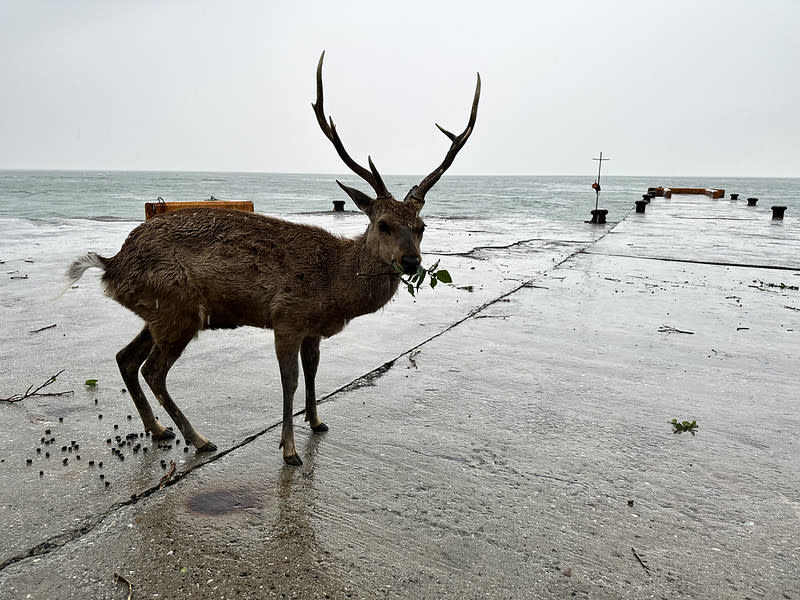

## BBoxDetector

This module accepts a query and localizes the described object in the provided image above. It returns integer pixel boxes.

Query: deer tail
[57,252,108,298]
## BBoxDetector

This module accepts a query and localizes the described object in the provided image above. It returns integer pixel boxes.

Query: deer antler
[404,73,481,206]
[312,51,392,199]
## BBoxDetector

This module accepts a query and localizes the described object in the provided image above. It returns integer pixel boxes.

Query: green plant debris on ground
[84,379,98,388]
[395,260,452,297]
[670,418,698,436]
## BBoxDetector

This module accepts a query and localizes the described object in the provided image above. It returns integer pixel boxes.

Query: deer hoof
[284,454,303,466]
[151,429,176,441]
[195,440,217,452]
[312,422,329,433]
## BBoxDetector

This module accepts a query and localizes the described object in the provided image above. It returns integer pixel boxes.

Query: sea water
[1,170,797,223]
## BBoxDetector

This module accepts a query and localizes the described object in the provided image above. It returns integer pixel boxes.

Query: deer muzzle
[399,255,421,274]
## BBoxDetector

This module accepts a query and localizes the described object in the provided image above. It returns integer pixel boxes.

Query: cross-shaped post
[592,151,610,211]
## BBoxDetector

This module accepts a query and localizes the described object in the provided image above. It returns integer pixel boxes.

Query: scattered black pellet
[45,452,50,458]
[106,439,112,444]
[94,398,98,404]
[26,458,32,465]
[39,471,44,477]
[175,438,181,445]
[119,454,124,461]
[58,417,63,422]
[114,424,119,430]
[76,455,81,461]
[99,474,104,479]
[36,448,41,454]
[45,429,51,435]
[62,458,68,465]
[88,460,95,466]
[74,444,79,450]
[184,447,189,453]
[142,447,148,454]
[71,440,76,445]
[61,446,67,452]
[68,447,73,453]
[98,414,102,419]
[50,437,55,443]
[127,415,132,420]
[41,437,46,443]
[105,481,110,487]
[98,461,103,468]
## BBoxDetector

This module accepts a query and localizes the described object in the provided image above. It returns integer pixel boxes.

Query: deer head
[312,51,481,274]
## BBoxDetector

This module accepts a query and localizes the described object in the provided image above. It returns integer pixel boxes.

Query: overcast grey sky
[1,0,798,177]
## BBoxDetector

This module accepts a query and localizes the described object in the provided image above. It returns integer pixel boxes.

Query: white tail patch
[56,252,106,299]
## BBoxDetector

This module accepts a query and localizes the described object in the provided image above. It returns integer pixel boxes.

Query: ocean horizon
[1,170,797,223]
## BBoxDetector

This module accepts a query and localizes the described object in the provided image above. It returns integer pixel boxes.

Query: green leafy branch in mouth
[393,260,452,297]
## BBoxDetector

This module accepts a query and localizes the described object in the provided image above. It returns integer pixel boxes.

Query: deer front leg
[301,336,328,433]
[275,333,303,466]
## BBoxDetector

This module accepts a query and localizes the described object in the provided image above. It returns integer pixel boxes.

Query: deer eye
[377,220,390,233]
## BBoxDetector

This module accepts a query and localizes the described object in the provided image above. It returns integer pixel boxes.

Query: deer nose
[400,255,421,274]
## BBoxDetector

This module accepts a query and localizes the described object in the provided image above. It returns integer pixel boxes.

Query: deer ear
[336,181,374,215]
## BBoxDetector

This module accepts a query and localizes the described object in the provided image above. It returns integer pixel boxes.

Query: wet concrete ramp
[0,199,798,599]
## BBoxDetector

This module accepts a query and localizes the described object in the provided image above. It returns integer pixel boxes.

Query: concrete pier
[1,197,797,599]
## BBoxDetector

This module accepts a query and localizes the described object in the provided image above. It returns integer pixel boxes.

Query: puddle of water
[186,488,257,515]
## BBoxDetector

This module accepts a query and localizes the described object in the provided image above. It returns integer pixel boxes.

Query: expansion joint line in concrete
[579,250,800,272]
[0,219,628,574]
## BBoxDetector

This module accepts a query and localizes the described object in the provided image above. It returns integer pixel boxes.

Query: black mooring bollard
[635,200,647,214]
[771,205,787,220]
[332,200,345,212]
[730,193,739,200]
[589,209,608,224]
[747,197,758,207]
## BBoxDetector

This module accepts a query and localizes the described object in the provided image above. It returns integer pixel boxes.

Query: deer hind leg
[301,336,328,433]
[116,326,174,440]
[141,335,217,453]
[275,332,303,466]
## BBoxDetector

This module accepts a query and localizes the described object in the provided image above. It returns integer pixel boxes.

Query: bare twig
[631,547,651,574]
[158,460,176,489]
[658,324,694,335]
[29,323,57,334]
[114,572,133,600]
[0,369,74,403]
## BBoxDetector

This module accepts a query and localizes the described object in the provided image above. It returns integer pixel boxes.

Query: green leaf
[435,270,452,284]
[84,379,98,388]
[407,284,415,296]
[430,277,438,289]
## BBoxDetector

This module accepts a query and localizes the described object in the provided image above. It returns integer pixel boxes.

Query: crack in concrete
[436,237,592,259]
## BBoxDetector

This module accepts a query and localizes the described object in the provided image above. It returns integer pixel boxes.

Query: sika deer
[64,52,480,465]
